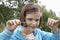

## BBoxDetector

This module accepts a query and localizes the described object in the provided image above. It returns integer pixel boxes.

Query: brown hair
[20,3,42,27]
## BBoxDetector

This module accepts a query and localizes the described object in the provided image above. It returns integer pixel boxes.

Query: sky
[38,0,60,17]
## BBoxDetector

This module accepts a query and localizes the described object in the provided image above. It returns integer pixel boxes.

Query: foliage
[40,6,60,32]
[0,5,14,23]
[0,0,60,32]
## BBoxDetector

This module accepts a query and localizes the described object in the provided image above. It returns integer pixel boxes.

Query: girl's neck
[22,27,32,35]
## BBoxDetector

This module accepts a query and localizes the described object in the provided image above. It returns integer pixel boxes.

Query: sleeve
[0,25,21,40]
[0,28,13,40]
[40,29,60,40]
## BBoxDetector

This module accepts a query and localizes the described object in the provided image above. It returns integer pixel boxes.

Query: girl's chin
[30,27,36,30]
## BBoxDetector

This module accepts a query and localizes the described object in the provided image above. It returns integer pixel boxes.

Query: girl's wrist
[52,28,58,33]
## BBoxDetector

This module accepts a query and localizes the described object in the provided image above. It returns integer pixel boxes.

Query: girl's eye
[27,18,33,21]
[36,19,40,21]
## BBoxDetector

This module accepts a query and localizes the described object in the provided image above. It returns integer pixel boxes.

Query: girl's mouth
[31,26,36,29]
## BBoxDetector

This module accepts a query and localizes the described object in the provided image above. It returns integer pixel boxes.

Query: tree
[39,5,60,32]
[0,0,60,31]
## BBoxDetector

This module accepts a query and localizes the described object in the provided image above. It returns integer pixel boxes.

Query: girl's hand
[47,18,59,33]
[6,19,21,31]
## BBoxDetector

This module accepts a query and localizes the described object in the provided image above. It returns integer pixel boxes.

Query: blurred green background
[0,0,60,32]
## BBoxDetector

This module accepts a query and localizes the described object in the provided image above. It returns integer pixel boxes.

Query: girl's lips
[31,26,36,28]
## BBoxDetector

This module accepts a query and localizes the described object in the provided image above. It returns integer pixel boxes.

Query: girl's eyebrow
[26,18,33,21]
[26,18,40,19]
[26,18,40,21]
[26,18,33,19]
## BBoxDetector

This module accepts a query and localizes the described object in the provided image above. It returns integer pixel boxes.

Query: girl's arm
[39,29,60,40]
[0,28,13,40]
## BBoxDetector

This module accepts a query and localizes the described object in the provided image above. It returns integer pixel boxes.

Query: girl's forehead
[26,12,41,19]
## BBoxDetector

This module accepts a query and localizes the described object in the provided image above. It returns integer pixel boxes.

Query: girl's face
[25,12,41,31]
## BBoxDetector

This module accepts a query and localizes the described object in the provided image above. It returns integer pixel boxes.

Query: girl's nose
[31,22,37,25]
[30,22,37,27]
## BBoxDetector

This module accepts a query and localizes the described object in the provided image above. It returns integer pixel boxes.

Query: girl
[0,3,60,40]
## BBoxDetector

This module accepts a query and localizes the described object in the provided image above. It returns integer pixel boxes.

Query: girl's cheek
[37,22,40,26]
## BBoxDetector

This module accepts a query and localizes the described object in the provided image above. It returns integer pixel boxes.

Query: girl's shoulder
[34,28,41,32]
